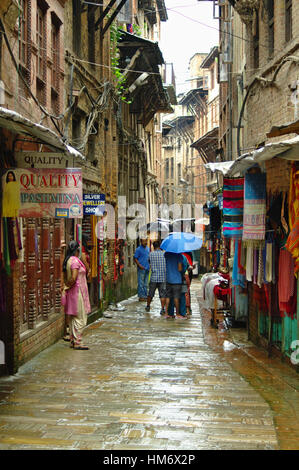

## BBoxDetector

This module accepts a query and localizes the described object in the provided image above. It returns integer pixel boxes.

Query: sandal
[73,344,89,350]
[63,335,71,342]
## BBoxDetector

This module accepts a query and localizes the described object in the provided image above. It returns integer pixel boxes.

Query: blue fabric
[232,239,246,288]
[134,245,150,270]
[149,250,166,282]
[244,172,266,200]
[137,268,149,298]
[165,252,184,284]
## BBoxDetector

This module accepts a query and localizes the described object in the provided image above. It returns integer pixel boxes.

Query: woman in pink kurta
[63,240,91,350]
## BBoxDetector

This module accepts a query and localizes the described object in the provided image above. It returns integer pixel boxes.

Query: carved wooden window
[19,0,29,69]
[267,0,274,57]
[165,158,169,179]
[50,11,62,112]
[36,2,47,105]
[285,0,292,43]
[18,0,31,93]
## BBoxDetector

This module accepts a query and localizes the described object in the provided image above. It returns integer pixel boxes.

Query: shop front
[0,109,85,376]
[203,137,299,367]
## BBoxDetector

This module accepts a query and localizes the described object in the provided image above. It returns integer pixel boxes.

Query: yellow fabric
[2,181,20,217]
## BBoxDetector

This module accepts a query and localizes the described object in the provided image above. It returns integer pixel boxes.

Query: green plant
[110,23,132,104]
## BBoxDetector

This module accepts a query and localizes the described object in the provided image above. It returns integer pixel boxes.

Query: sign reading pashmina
[242,172,266,243]
[223,177,244,238]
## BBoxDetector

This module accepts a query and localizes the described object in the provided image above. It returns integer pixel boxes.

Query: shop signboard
[83,193,105,215]
[15,152,68,168]
[2,168,83,218]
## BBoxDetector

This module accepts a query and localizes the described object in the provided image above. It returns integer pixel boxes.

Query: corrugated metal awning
[0,107,85,160]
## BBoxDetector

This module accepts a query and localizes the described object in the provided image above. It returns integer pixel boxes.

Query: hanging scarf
[242,172,266,246]
[223,177,244,239]
[278,248,296,317]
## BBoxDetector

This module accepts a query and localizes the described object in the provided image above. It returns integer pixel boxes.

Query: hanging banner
[83,193,105,215]
[2,168,83,218]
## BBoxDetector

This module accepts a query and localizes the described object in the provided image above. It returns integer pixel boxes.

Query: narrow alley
[0,281,298,451]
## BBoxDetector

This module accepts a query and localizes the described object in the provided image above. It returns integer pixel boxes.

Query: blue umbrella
[160,232,202,253]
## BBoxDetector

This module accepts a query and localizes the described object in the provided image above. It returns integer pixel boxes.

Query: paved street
[0,280,298,450]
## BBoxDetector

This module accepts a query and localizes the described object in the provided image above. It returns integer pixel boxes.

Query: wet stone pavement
[0,280,298,450]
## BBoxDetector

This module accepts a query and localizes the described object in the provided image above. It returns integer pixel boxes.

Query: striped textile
[242,172,266,242]
[223,177,244,239]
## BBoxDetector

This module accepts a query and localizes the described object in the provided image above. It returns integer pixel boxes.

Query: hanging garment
[288,163,299,231]
[223,177,244,239]
[257,245,264,288]
[246,245,253,281]
[234,286,248,320]
[242,172,266,245]
[278,248,296,316]
[232,239,246,288]
[210,206,222,233]
[253,284,268,313]
[265,240,273,283]
[2,180,21,218]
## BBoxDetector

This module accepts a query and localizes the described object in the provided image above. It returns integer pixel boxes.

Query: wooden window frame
[50,12,62,114]
[267,0,274,58]
[19,0,29,69]
[253,8,259,69]
[36,3,46,82]
[285,0,292,43]
[18,0,31,89]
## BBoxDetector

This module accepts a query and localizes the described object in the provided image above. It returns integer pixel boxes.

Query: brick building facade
[0,0,170,376]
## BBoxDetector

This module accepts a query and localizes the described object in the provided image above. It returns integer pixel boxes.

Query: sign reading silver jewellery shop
[2,168,83,218]
[83,194,105,215]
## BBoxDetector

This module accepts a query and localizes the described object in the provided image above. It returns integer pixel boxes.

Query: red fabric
[218,272,230,280]
[213,285,231,301]
[253,284,268,313]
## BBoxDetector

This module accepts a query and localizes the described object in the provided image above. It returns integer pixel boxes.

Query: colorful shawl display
[242,172,266,244]
[223,177,244,239]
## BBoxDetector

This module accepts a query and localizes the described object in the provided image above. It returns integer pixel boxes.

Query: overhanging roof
[168,115,195,127]
[0,107,85,160]
[118,31,164,68]
[118,32,173,124]
[191,127,219,149]
[200,46,218,69]
[156,0,168,21]
[179,88,208,106]
[204,135,299,176]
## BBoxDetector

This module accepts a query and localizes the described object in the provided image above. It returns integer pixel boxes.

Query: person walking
[145,241,167,315]
[164,251,185,319]
[183,252,193,316]
[133,239,150,301]
[62,240,91,350]
[167,254,190,319]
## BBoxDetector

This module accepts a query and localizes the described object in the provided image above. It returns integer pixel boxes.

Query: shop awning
[204,136,299,176]
[0,107,85,160]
